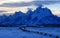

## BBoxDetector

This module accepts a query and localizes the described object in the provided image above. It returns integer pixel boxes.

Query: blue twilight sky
[0,0,60,16]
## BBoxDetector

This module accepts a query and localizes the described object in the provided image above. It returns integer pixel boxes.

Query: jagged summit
[0,6,60,27]
[14,11,25,16]
[26,9,33,15]
[31,6,53,20]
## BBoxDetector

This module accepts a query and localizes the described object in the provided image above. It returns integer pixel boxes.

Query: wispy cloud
[34,0,60,1]
[0,10,7,13]
[0,1,60,7]
[0,2,34,7]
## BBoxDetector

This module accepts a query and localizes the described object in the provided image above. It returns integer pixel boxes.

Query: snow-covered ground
[26,27,60,38]
[0,27,53,38]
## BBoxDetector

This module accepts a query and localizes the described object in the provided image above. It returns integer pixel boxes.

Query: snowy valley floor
[0,27,60,38]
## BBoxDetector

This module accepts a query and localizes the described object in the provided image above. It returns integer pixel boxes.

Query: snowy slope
[0,27,53,38]
[26,27,60,37]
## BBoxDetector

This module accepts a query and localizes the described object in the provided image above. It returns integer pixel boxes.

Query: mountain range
[0,6,60,27]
